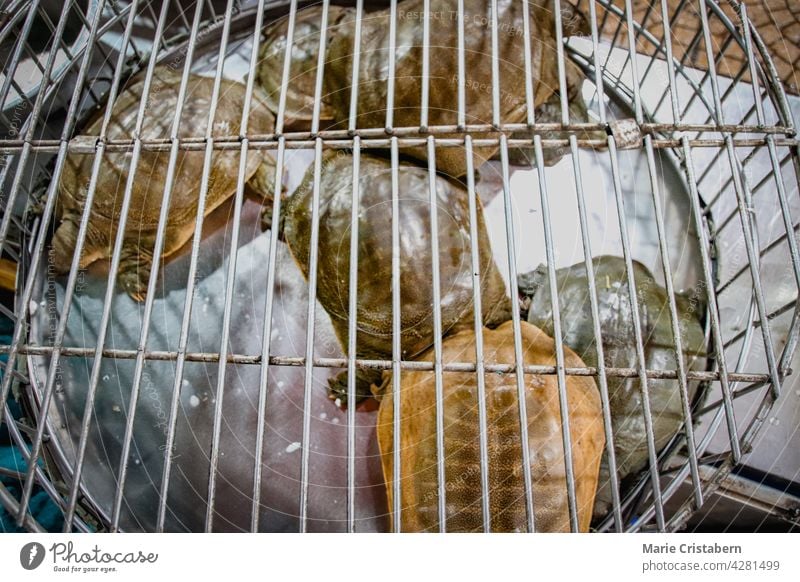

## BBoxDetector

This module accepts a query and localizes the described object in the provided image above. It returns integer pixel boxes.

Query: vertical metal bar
[274,0,299,136]
[552,0,570,126]
[738,3,765,127]
[587,0,607,126]
[697,0,724,125]
[233,0,271,534]
[532,135,579,532]
[298,137,324,531]
[204,0,218,21]
[659,0,682,125]
[643,134,703,509]
[622,0,643,124]
[346,137,361,531]
[15,0,115,526]
[251,137,286,533]
[681,136,742,460]
[205,142,250,532]
[420,0,431,131]
[678,21,730,126]
[389,136,402,531]
[110,0,208,532]
[520,0,534,127]
[765,136,800,328]
[463,136,492,532]
[425,135,447,531]
[457,0,467,129]
[742,6,794,132]
[724,137,783,401]
[497,134,535,532]
[250,0,289,532]
[605,136,666,531]
[61,0,175,533]
[205,0,262,532]
[347,6,366,527]
[174,0,192,30]
[298,0,332,532]
[310,0,331,136]
[385,0,398,132]
[602,4,626,78]
[489,0,500,127]
[567,134,622,531]
[347,0,364,135]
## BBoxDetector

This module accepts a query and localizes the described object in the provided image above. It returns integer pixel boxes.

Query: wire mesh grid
[0,0,798,532]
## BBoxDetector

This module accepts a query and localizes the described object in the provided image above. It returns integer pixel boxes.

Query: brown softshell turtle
[373,320,605,532]
[256,4,353,128]
[519,256,707,521]
[282,151,512,403]
[53,66,278,301]
[322,0,584,177]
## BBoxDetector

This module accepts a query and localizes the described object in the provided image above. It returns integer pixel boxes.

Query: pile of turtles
[51,1,705,532]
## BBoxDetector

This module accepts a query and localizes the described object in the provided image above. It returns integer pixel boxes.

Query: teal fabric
[1,315,63,532]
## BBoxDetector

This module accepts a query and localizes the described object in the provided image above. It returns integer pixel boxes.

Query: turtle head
[517,264,549,319]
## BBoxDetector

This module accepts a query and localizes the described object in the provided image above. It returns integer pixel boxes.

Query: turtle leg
[118,242,154,303]
[261,202,285,242]
[50,216,81,274]
[245,157,285,240]
[328,368,384,407]
[51,216,107,275]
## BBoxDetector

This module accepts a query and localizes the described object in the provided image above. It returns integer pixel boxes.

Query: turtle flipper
[51,217,106,274]
[246,156,286,239]
[118,246,154,303]
[260,203,285,242]
[50,218,80,274]
[328,368,383,407]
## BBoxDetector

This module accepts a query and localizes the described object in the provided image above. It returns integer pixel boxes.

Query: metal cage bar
[0,0,797,534]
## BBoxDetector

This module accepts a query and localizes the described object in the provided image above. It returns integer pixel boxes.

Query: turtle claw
[327,375,347,407]
[118,250,153,303]
[119,269,148,303]
[29,198,47,218]
[327,369,381,408]
[261,204,285,241]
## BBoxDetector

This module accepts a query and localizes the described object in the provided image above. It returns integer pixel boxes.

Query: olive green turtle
[256,4,353,128]
[282,151,512,403]
[519,256,707,521]
[53,66,278,301]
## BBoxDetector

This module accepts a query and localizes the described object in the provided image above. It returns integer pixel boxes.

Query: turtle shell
[521,256,707,520]
[283,151,512,369]
[54,66,276,300]
[375,320,605,532]
[323,0,565,177]
[256,4,353,126]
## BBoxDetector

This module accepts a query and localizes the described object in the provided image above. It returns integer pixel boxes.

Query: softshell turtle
[373,320,605,532]
[53,66,278,301]
[256,4,353,127]
[519,256,706,521]
[321,0,587,177]
[282,151,512,403]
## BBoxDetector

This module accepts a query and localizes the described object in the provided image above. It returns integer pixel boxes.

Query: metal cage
[0,0,799,532]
